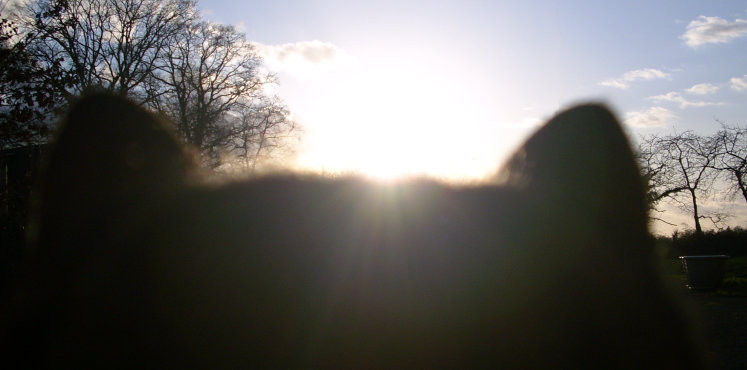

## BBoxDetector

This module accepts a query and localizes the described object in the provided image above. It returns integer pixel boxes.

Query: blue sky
[200,0,747,231]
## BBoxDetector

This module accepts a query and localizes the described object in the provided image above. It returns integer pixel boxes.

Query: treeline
[655,227,747,258]
[0,0,296,170]
[638,124,746,233]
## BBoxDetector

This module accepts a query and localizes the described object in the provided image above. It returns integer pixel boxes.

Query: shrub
[664,228,747,258]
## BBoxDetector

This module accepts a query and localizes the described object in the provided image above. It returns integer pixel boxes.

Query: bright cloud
[234,21,247,33]
[254,40,354,78]
[731,75,747,91]
[499,117,543,129]
[625,107,678,128]
[681,16,747,47]
[686,83,719,95]
[648,91,723,109]
[599,68,669,89]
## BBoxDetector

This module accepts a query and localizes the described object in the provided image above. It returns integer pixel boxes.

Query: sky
[174,1,747,232]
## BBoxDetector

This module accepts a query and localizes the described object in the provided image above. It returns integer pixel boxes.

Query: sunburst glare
[293,63,508,182]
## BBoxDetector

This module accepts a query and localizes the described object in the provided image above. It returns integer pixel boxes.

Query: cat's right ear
[497,104,649,259]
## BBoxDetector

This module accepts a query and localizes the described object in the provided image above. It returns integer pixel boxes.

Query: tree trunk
[736,171,747,204]
[690,189,703,234]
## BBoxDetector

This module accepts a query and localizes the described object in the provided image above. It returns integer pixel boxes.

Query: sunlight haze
[196,0,747,232]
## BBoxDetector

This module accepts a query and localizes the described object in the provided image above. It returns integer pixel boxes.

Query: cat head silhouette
[5,93,703,369]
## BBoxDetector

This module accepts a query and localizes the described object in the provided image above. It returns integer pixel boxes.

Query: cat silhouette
[3,93,703,368]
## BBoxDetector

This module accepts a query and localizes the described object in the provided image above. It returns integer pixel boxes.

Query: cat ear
[498,104,649,258]
[50,92,193,181]
[32,92,194,250]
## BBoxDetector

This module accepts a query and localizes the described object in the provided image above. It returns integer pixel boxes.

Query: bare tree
[7,0,295,170]
[148,20,294,169]
[25,0,195,101]
[638,131,721,233]
[637,135,684,207]
[712,122,747,204]
[230,95,296,172]
[636,136,684,228]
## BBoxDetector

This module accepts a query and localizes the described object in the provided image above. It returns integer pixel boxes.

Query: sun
[292,61,510,182]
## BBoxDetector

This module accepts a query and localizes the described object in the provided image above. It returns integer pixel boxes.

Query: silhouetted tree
[230,95,296,172]
[11,0,295,170]
[25,0,196,101]
[712,122,747,204]
[0,10,66,149]
[146,20,294,169]
[638,131,721,234]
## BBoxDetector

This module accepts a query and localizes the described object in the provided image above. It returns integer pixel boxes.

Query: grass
[659,255,747,369]
[718,255,747,296]
[662,255,747,296]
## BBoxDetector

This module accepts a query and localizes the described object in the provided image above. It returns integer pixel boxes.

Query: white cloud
[496,117,544,129]
[518,116,543,128]
[686,83,719,95]
[648,91,724,109]
[234,21,246,33]
[625,107,678,128]
[254,40,354,78]
[731,75,747,91]
[681,16,747,47]
[599,68,669,89]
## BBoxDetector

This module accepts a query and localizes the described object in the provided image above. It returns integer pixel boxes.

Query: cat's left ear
[31,92,195,250]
